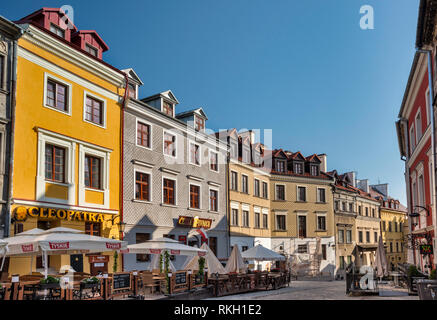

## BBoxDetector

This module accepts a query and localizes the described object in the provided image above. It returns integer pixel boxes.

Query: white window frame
[135,118,153,150]
[410,124,416,153]
[162,176,177,206]
[209,149,219,173]
[230,170,238,191]
[426,87,431,126]
[188,182,202,210]
[83,90,107,129]
[208,186,219,212]
[133,168,152,203]
[241,174,249,194]
[317,187,326,203]
[188,140,201,166]
[415,109,422,144]
[161,98,175,117]
[43,72,72,116]
[262,180,268,199]
[231,207,239,226]
[254,178,260,197]
[163,130,177,158]
[296,185,307,202]
[36,131,76,205]
[78,144,110,209]
[242,209,250,227]
[275,183,286,201]
[316,213,327,231]
[275,212,287,231]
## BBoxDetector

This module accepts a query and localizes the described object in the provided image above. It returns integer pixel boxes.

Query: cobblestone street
[206,280,419,300]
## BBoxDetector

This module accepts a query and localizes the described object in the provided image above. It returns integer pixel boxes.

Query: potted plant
[80,276,100,289]
[39,276,60,289]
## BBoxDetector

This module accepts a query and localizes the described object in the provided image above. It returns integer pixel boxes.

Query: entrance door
[70,254,83,273]
[90,262,108,276]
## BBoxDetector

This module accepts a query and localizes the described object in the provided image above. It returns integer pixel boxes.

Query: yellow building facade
[380,204,407,270]
[7,9,126,275]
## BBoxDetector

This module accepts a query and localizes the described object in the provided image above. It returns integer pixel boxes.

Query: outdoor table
[391,272,401,287]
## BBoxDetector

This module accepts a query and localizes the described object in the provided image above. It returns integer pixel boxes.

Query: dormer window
[195,116,204,131]
[230,141,238,159]
[128,83,136,99]
[276,160,286,172]
[254,151,261,166]
[242,148,250,163]
[310,165,319,176]
[294,162,303,174]
[163,100,173,117]
[85,43,98,57]
[50,23,65,38]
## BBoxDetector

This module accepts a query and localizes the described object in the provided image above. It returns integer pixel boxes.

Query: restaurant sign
[14,206,106,223]
[177,216,212,229]
[419,244,433,255]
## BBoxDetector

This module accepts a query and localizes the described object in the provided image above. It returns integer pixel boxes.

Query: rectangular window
[135,172,150,201]
[46,79,68,112]
[189,142,200,165]
[242,210,249,227]
[254,179,260,197]
[396,242,399,253]
[276,215,286,231]
[416,111,422,143]
[0,55,4,89]
[346,230,352,243]
[358,231,363,243]
[276,160,286,172]
[136,233,150,262]
[50,24,65,38]
[209,189,218,212]
[382,221,386,231]
[349,203,354,212]
[85,44,98,57]
[128,83,136,98]
[242,175,248,193]
[231,208,239,226]
[342,202,347,212]
[390,242,393,253]
[163,178,176,205]
[84,155,101,189]
[339,256,345,269]
[297,186,306,202]
[338,230,344,244]
[195,116,204,131]
[310,165,319,176]
[394,222,398,232]
[372,208,375,217]
[163,132,176,157]
[137,122,150,148]
[210,151,218,172]
[85,95,103,126]
[243,149,250,163]
[297,245,308,254]
[276,185,285,200]
[366,231,370,243]
[374,232,378,243]
[209,237,218,256]
[298,216,306,238]
[230,142,238,159]
[317,216,326,231]
[335,201,339,211]
[262,182,268,199]
[317,188,326,203]
[294,162,303,174]
[410,125,416,153]
[388,222,392,232]
[85,222,101,236]
[262,213,268,229]
[45,144,65,183]
[358,206,362,215]
[231,171,238,191]
[163,101,173,116]
[189,184,200,209]
[254,212,260,228]
[365,207,368,216]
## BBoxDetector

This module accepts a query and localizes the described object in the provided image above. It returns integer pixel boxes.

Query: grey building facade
[0,17,21,238]
[122,81,230,271]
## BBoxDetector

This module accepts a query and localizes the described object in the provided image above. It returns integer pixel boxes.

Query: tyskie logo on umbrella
[170,250,180,255]
[149,249,161,254]
[198,251,206,256]
[106,242,121,250]
[21,244,34,252]
[49,242,70,250]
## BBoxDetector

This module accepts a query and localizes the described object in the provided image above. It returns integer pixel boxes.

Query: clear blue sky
[3,0,419,204]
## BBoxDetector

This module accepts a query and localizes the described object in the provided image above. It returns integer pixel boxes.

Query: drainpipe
[5,31,23,238]
[225,137,231,258]
[416,48,437,268]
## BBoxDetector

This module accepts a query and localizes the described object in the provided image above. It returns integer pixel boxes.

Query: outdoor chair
[141,273,160,294]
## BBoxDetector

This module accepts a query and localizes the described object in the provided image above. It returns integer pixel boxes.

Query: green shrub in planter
[40,276,60,284]
[430,269,436,280]
[81,277,99,284]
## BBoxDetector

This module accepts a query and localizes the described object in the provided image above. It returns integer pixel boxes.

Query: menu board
[175,272,187,285]
[112,273,131,291]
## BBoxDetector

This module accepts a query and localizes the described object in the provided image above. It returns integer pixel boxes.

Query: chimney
[370,183,388,197]
[344,172,356,187]
[318,154,327,172]
[356,179,369,193]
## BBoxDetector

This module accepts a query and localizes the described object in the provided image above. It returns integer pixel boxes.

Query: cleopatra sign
[177,216,212,229]
[14,206,106,223]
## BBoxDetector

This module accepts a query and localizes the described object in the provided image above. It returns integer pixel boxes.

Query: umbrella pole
[30,255,33,274]
[0,253,5,271]
[43,251,48,279]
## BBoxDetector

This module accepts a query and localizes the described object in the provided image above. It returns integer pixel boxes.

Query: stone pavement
[205,280,419,300]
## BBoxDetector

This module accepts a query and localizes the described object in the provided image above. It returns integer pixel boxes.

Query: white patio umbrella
[241,245,286,261]
[125,237,207,256]
[224,245,247,274]
[182,243,226,275]
[2,227,127,278]
[0,239,8,271]
[375,235,388,278]
[148,253,176,272]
